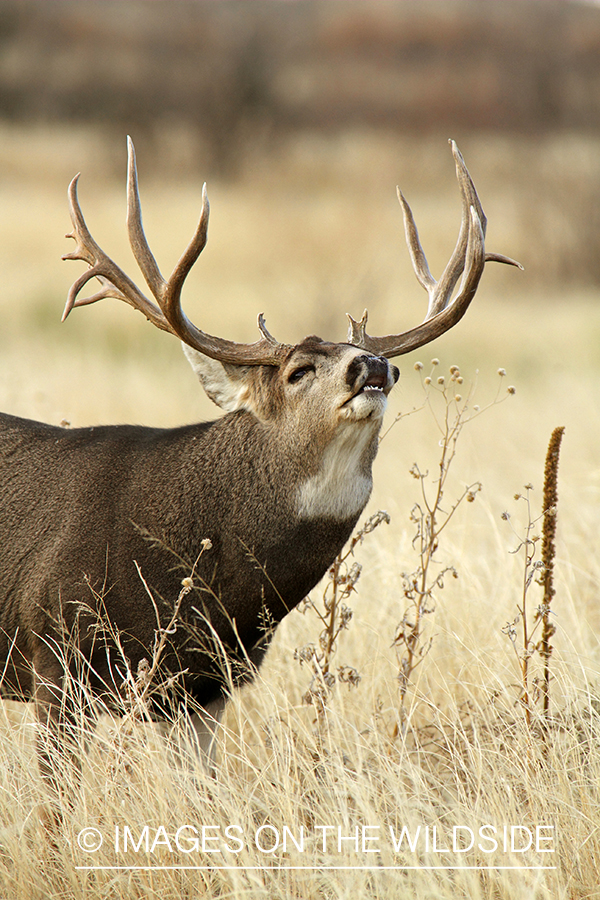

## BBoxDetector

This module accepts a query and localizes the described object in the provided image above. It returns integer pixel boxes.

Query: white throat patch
[296,420,377,521]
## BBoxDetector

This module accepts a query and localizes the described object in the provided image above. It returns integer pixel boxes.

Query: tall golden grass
[0,123,599,898]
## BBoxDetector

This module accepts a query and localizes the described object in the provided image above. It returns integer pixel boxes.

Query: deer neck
[294,417,380,522]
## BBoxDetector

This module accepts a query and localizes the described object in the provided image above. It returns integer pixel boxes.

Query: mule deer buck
[0,139,519,770]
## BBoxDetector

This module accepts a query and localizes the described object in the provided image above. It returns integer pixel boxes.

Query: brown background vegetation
[0,0,599,286]
[1,1,599,154]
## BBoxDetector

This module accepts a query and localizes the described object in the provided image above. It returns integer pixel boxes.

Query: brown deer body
[0,140,520,764]
[0,345,394,714]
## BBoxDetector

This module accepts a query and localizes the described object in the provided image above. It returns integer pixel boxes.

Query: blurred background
[0,0,598,501]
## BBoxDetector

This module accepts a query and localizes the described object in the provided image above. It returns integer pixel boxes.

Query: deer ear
[182,344,254,412]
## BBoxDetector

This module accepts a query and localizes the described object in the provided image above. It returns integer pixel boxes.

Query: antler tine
[126,136,168,304]
[396,187,436,299]
[348,141,522,359]
[400,141,485,321]
[63,139,290,366]
[155,177,289,363]
[425,140,485,318]
[125,135,210,350]
[160,182,211,348]
[62,173,170,329]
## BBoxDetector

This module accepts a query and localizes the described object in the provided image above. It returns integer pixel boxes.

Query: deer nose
[371,356,399,386]
[346,354,396,391]
[368,356,399,391]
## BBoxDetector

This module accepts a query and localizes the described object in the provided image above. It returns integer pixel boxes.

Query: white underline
[75,865,557,871]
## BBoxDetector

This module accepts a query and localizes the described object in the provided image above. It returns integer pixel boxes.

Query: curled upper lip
[358,372,387,392]
[343,367,391,406]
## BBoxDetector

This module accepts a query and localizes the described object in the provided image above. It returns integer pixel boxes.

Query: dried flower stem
[295,510,390,728]
[517,489,538,730]
[393,362,513,738]
[502,427,563,742]
[121,539,213,724]
[539,426,564,724]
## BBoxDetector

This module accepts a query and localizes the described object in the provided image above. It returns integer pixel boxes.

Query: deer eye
[288,365,314,384]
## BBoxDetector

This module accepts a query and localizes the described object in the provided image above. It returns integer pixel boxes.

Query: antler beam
[347,140,522,358]
[63,137,289,366]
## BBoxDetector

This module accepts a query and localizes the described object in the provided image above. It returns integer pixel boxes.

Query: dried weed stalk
[113,539,214,727]
[295,510,390,727]
[501,427,564,738]
[540,426,564,721]
[393,360,515,738]
[60,538,216,782]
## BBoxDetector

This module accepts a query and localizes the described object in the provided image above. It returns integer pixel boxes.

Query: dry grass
[1,123,599,898]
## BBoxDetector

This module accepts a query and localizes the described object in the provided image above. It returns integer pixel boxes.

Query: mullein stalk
[539,426,564,729]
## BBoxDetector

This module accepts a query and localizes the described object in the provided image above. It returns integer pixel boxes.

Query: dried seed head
[338,665,361,688]
[137,658,150,677]
[340,604,354,627]
[437,376,445,385]
[431,358,439,366]
[455,394,462,403]
[424,376,432,385]
[541,425,565,609]
[294,644,315,665]
[414,361,424,371]
[497,368,507,377]
[507,385,516,395]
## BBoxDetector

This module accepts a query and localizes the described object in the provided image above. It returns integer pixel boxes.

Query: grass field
[0,123,599,898]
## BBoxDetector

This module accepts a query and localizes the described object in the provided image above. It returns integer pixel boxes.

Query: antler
[63,137,290,366]
[63,138,520,367]
[346,140,522,358]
